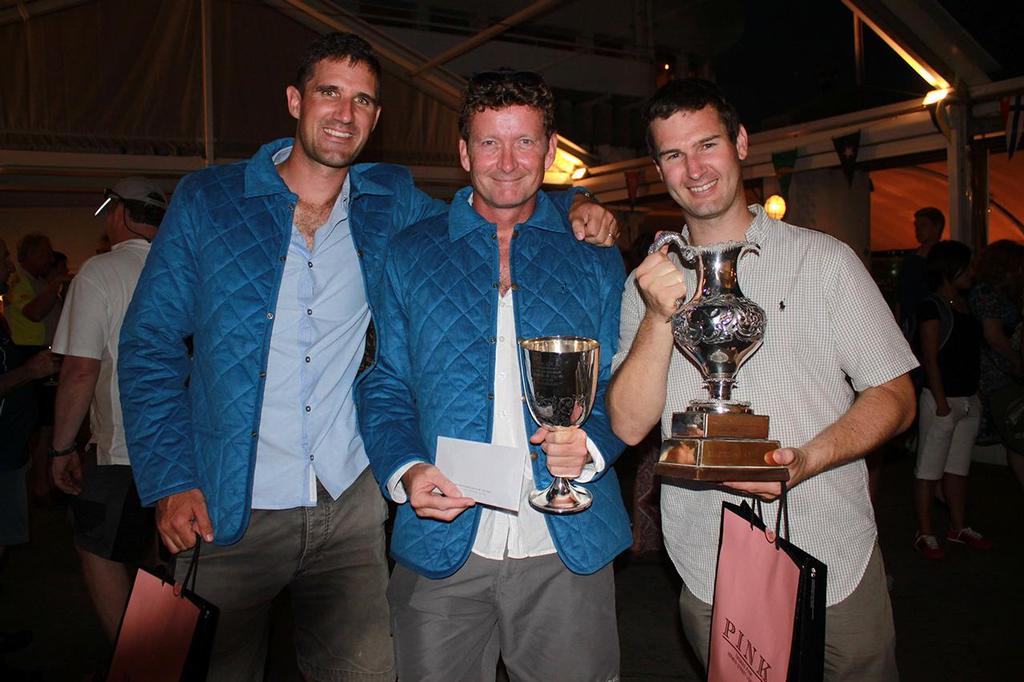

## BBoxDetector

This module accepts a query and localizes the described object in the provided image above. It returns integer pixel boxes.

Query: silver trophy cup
[648,233,786,481]
[518,336,600,514]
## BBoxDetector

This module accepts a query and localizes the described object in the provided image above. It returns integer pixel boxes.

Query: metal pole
[201,0,215,166]
[969,140,989,250]
[853,15,864,87]
[945,99,971,244]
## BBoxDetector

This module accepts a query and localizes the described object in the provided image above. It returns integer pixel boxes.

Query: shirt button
[306,308,312,315]
[251,431,258,438]
[278,255,286,262]
[500,409,508,417]
[309,455,314,461]
[259,371,266,378]
[498,372,506,380]
[305,405,311,412]
[267,312,274,319]
[530,452,538,461]
[510,283,519,291]
[491,233,497,240]
[305,356,311,363]
[357,249,364,258]
[487,393,494,400]
[489,336,497,344]
[307,261,313,268]
[499,336,505,342]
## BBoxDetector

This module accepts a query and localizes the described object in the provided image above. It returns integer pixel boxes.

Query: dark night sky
[704,0,1023,133]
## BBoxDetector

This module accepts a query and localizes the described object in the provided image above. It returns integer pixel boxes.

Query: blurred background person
[896,207,945,338]
[49,178,166,643]
[5,234,69,504]
[0,238,59,655]
[911,241,988,560]
[969,239,1024,491]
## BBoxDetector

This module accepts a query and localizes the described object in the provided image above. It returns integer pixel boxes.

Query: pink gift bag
[107,540,218,682]
[708,499,826,682]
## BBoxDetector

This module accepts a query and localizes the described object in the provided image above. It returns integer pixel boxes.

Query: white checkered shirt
[612,205,918,606]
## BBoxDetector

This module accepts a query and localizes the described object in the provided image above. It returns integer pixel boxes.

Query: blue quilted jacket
[357,186,632,578]
[118,138,447,544]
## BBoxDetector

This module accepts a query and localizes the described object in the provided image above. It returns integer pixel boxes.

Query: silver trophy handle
[648,231,700,312]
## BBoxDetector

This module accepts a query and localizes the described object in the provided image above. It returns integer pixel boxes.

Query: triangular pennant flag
[625,169,641,207]
[832,131,861,186]
[1002,95,1024,160]
[771,149,798,200]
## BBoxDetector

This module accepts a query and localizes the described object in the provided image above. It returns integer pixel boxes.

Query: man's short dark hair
[914,206,945,231]
[295,32,382,97]
[642,78,742,158]
[16,233,51,263]
[458,70,555,141]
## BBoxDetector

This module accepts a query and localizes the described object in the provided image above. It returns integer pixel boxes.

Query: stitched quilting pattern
[360,204,631,576]
[121,141,433,543]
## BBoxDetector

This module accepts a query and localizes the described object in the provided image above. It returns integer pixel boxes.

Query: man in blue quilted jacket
[358,70,631,681]
[119,33,619,682]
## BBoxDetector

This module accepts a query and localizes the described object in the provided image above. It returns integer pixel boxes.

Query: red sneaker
[946,527,993,550]
[913,533,945,560]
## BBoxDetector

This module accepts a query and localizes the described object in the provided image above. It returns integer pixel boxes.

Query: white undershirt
[387,290,604,559]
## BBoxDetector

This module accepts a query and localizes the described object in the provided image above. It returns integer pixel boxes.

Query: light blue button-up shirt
[251,147,369,508]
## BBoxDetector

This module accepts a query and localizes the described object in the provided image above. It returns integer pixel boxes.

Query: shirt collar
[244,138,295,199]
[247,138,389,203]
[679,204,773,245]
[447,186,569,241]
[110,238,150,251]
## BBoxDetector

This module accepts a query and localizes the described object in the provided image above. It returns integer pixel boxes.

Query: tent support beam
[201,0,215,165]
[408,0,567,76]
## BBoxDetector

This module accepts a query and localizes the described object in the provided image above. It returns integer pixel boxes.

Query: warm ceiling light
[847,8,950,90]
[570,167,588,180]
[922,88,951,106]
[663,63,670,71]
[764,194,786,220]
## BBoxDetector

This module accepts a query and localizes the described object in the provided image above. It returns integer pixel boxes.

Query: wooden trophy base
[654,410,789,482]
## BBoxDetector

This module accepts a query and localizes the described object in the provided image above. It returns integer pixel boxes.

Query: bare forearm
[52,357,100,450]
[608,314,675,444]
[0,366,38,396]
[922,360,947,410]
[801,374,915,477]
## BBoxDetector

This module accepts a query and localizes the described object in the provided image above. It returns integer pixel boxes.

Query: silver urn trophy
[649,233,787,482]
[519,336,600,513]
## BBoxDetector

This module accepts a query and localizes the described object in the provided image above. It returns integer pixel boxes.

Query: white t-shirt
[52,239,151,466]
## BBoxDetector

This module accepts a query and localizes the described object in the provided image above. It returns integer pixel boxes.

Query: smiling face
[459,105,557,223]
[650,105,750,238]
[286,58,381,172]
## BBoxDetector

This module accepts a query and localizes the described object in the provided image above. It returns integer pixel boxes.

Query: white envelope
[435,436,526,512]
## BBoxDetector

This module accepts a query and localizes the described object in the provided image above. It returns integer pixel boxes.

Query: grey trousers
[678,542,899,682]
[388,552,620,682]
[174,467,395,682]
